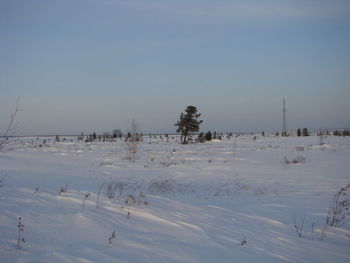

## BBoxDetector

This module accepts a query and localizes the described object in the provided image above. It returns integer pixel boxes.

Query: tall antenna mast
[283,98,287,136]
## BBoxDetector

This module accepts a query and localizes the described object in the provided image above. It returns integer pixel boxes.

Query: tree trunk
[182,129,188,144]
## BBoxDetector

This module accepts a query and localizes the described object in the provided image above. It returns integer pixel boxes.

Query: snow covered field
[0,135,349,263]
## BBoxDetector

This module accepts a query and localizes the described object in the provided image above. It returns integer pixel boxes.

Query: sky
[0,0,350,135]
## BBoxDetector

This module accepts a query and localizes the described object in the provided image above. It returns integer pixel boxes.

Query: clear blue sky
[1,0,349,135]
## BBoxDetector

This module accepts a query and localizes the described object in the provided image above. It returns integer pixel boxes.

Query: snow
[0,135,349,262]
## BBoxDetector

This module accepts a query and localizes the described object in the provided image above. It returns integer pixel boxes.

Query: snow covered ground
[0,134,349,263]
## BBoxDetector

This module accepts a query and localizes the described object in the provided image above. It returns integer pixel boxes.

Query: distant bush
[283,156,306,165]
[333,129,350,136]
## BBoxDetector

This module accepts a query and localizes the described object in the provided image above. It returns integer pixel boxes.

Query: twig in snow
[126,208,131,219]
[82,192,90,209]
[16,217,25,249]
[240,239,247,246]
[108,230,117,245]
[293,212,305,238]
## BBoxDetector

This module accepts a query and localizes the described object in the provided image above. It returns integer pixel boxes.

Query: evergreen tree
[343,129,350,136]
[175,106,203,144]
[205,131,212,141]
[112,129,122,138]
[197,132,205,143]
[297,128,301,137]
[302,128,309,136]
[333,130,341,136]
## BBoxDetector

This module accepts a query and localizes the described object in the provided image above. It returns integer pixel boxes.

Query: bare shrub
[115,182,125,198]
[125,192,148,207]
[59,184,68,195]
[312,183,350,241]
[105,182,117,199]
[16,217,25,249]
[105,181,125,199]
[283,156,306,165]
[325,183,350,227]
[149,179,175,194]
[0,97,22,152]
[125,194,137,206]
[125,119,141,162]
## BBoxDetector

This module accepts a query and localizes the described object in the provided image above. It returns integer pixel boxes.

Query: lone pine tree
[175,106,203,144]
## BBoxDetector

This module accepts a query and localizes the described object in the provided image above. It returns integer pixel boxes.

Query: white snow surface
[0,135,349,263]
